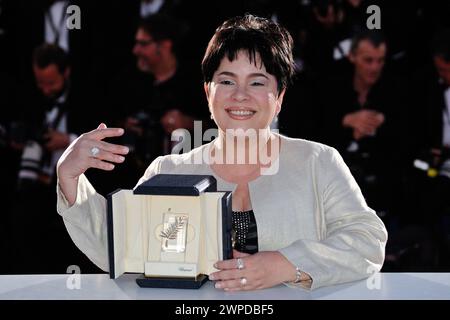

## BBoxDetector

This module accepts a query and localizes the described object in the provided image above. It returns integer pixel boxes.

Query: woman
[57,15,387,291]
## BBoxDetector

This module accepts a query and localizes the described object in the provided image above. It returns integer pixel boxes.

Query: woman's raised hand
[57,123,129,205]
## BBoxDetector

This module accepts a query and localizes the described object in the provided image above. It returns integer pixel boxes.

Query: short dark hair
[32,43,69,73]
[138,14,186,55]
[350,30,386,54]
[201,14,295,92]
[431,28,450,62]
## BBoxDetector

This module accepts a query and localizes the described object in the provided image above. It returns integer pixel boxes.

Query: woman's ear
[204,82,210,105]
[276,88,286,114]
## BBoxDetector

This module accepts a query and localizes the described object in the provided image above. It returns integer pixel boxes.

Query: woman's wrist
[58,175,80,206]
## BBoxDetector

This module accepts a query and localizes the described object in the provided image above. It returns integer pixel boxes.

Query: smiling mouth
[226,109,256,119]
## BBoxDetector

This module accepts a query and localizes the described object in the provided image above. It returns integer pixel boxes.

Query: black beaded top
[231,210,259,254]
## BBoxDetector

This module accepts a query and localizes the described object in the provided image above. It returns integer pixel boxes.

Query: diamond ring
[90,146,100,157]
[236,258,244,270]
[240,277,247,286]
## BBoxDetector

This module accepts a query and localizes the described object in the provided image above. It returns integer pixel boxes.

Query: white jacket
[57,134,387,290]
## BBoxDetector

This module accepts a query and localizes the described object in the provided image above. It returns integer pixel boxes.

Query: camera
[122,109,163,163]
[413,147,450,179]
[17,140,44,182]
[440,158,450,179]
[16,125,52,186]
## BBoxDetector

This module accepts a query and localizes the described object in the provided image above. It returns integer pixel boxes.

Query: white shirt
[140,0,164,18]
[42,94,76,178]
[56,134,387,290]
[45,0,69,51]
[443,87,450,147]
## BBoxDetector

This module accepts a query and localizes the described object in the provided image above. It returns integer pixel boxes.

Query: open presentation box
[107,174,233,289]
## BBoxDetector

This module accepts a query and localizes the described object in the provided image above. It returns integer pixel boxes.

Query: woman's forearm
[58,174,79,206]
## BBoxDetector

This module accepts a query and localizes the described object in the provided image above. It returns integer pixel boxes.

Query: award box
[106,174,233,289]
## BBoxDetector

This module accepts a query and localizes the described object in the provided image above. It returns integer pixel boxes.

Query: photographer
[15,44,77,188]
[101,14,209,195]
[10,43,99,273]
[302,0,369,76]
[405,28,450,269]
[320,30,405,223]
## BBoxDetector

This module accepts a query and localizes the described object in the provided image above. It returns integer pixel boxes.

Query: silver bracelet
[293,267,302,283]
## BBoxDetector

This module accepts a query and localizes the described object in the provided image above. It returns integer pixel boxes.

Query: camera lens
[17,141,44,181]
[439,159,450,179]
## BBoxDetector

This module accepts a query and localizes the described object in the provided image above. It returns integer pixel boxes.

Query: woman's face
[204,51,285,134]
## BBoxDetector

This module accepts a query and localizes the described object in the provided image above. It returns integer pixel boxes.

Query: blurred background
[1,0,450,274]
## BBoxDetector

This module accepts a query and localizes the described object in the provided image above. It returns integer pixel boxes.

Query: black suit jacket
[320,65,405,166]
[409,65,448,159]
[9,0,94,94]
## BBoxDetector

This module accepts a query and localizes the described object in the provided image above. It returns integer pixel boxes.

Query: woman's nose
[231,85,249,101]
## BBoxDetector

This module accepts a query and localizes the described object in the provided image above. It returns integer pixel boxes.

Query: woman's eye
[250,81,264,86]
[219,80,234,85]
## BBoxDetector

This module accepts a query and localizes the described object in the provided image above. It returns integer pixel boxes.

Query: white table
[0,273,449,300]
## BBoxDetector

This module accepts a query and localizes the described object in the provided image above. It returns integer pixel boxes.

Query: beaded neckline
[232,210,253,214]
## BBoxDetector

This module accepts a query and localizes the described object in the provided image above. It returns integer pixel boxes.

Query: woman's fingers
[215,258,241,270]
[89,147,126,164]
[212,252,287,291]
[58,124,127,180]
[211,268,252,291]
[86,127,124,141]
[97,123,107,130]
[98,140,129,155]
[88,158,116,171]
[211,269,245,281]
[215,278,248,291]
